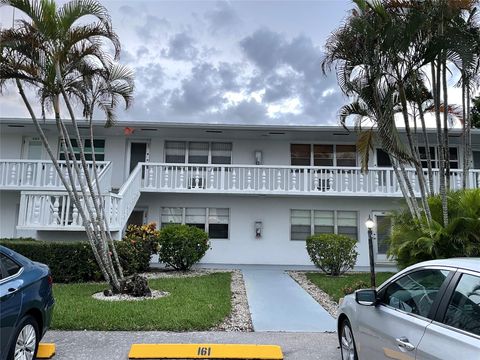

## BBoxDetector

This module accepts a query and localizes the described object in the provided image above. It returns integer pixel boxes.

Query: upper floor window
[165,141,232,165]
[291,144,357,167]
[418,146,458,169]
[473,150,480,169]
[59,139,105,161]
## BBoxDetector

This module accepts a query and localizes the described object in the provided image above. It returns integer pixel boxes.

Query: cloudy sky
[0,0,469,126]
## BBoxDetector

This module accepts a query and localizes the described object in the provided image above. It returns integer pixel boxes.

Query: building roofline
[1,117,479,134]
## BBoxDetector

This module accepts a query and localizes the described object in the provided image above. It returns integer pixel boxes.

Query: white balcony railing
[0,160,110,190]
[141,163,480,196]
[16,164,142,231]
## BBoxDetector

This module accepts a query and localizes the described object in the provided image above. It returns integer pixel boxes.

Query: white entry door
[22,136,44,160]
[372,211,393,263]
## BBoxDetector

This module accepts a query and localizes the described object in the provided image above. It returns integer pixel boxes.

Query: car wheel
[340,318,358,360]
[8,315,39,360]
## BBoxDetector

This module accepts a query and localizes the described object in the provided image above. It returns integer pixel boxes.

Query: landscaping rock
[93,290,169,302]
[214,270,253,332]
[121,274,152,297]
[288,271,339,318]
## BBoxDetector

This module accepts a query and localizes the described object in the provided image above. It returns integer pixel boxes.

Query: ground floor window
[161,207,229,239]
[290,209,358,241]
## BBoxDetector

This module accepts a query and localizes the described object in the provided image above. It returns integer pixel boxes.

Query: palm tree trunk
[462,78,467,188]
[432,60,449,226]
[15,79,112,284]
[89,116,124,278]
[442,55,451,192]
[417,101,434,195]
[397,80,432,224]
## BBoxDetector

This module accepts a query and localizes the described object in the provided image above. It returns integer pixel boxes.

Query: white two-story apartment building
[1,118,479,267]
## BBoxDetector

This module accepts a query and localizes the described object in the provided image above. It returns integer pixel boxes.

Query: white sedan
[338,258,480,360]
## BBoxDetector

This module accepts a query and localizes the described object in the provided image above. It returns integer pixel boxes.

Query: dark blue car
[0,246,54,360]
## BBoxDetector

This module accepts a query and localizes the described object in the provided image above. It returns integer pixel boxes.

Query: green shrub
[118,223,161,275]
[306,234,358,276]
[342,280,369,295]
[389,189,480,269]
[0,238,102,283]
[158,224,210,271]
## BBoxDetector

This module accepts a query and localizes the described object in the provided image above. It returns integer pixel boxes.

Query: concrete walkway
[241,266,337,332]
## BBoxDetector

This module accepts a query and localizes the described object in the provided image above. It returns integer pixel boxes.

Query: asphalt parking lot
[43,330,341,360]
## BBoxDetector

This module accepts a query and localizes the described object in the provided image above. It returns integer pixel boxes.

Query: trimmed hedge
[306,233,358,276]
[0,238,102,283]
[158,224,210,271]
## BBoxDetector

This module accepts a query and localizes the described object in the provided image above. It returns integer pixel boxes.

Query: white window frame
[160,207,230,239]
[290,209,359,241]
[58,137,106,161]
[290,143,358,167]
[164,141,233,165]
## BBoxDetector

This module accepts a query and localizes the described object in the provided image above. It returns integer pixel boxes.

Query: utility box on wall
[255,221,263,239]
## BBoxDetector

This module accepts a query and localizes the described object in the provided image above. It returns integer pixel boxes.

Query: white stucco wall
[135,193,403,266]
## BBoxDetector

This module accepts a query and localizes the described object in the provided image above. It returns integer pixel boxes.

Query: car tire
[7,315,40,360]
[340,318,358,360]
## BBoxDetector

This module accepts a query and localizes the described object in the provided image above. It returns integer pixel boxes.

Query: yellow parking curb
[128,343,283,359]
[37,343,56,359]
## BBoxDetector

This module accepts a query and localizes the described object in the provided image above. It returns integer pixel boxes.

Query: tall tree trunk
[432,60,449,226]
[397,80,432,224]
[442,55,451,192]
[417,101,435,195]
[462,78,467,188]
[15,79,112,285]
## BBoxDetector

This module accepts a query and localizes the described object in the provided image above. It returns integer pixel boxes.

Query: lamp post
[365,215,376,288]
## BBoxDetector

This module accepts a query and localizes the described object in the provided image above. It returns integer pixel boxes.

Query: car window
[381,269,450,317]
[443,273,480,336]
[0,253,22,277]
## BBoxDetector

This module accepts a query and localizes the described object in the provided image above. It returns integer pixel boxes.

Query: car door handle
[396,337,415,351]
[8,287,18,294]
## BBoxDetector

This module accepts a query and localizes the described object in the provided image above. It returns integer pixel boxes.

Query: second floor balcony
[2,160,479,197]
[140,163,480,197]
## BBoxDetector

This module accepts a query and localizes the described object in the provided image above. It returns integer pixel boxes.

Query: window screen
[208,208,229,238]
[314,210,334,234]
[337,211,358,240]
[161,207,183,227]
[291,144,311,166]
[188,142,209,164]
[474,151,480,169]
[419,146,436,169]
[291,210,311,241]
[314,145,334,166]
[165,141,186,163]
[336,145,357,167]
[449,147,459,169]
[185,208,206,230]
[211,143,232,164]
[59,139,105,161]
[376,149,392,167]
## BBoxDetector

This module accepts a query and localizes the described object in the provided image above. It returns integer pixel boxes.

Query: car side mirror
[355,289,378,306]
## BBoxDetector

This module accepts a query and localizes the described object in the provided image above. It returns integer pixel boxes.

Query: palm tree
[0,0,135,293]
[323,0,480,228]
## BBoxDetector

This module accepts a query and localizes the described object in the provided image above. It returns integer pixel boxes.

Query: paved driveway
[43,331,341,360]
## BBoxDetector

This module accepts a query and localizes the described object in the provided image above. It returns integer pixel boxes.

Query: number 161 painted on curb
[197,346,212,356]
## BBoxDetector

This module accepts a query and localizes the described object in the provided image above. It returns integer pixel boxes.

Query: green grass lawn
[51,272,231,331]
[306,272,396,302]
